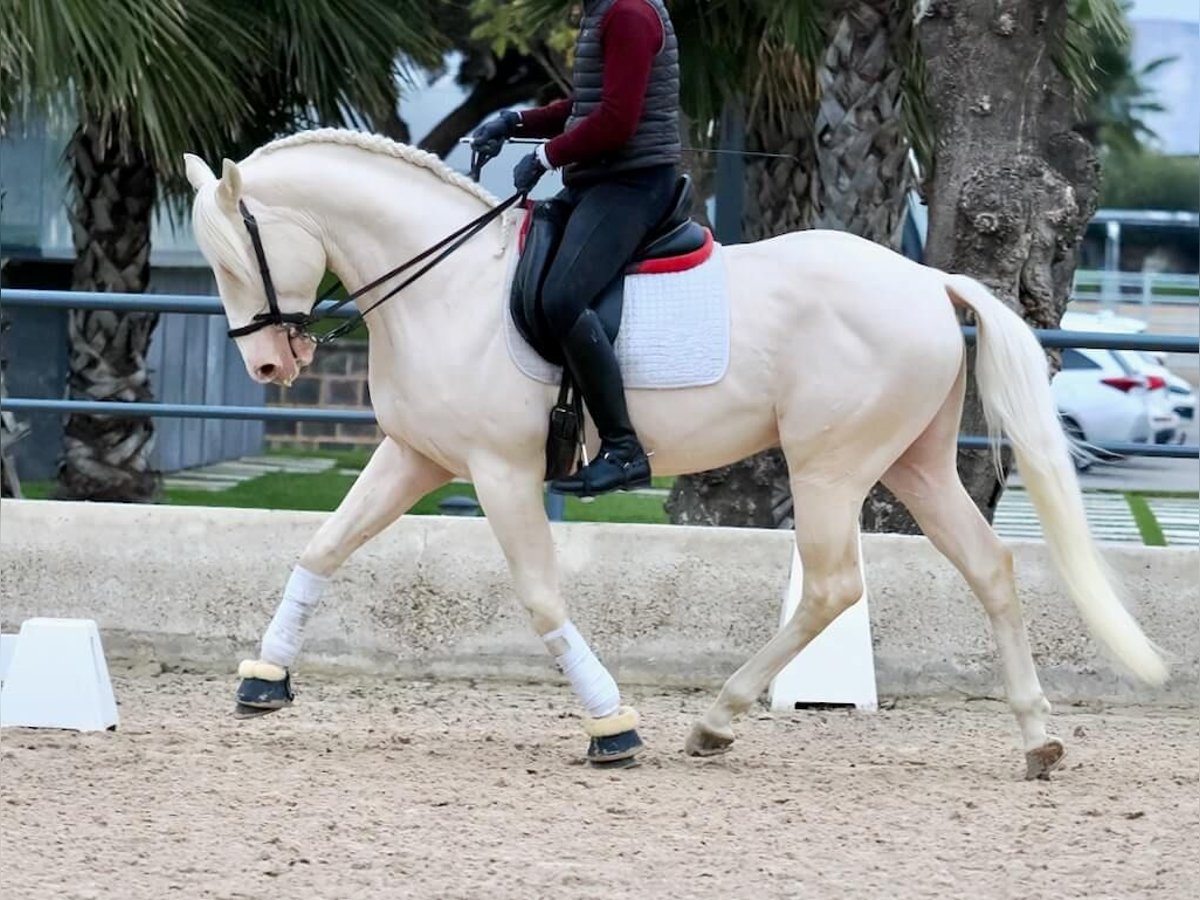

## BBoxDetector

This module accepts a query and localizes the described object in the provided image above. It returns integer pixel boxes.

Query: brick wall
[265,343,382,451]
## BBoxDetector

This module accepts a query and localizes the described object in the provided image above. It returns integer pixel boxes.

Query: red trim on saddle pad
[628,228,714,275]
[517,200,535,255]
[517,204,715,275]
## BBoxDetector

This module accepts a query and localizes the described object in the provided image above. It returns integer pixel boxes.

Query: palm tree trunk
[57,117,163,503]
[810,0,921,534]
[810,1,911,243]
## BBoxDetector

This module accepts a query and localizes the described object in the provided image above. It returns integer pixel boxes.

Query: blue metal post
[545,490,566,522]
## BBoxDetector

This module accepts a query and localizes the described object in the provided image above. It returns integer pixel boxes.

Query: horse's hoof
[1024,737,1066,780]
[685,721,735,757]
[234,660,293,719]
[582,706,644,768]
[587,729,644,768]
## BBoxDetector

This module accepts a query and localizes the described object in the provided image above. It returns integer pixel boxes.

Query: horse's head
[185,154,324,385]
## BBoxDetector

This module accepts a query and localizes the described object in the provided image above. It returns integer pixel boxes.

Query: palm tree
[1,0,440,501]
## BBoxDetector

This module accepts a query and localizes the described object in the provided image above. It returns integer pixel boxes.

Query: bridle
[230,190,524,345]
[228,201,311,338]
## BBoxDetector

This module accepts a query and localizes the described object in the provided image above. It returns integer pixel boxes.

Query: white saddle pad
[504,244,730,389]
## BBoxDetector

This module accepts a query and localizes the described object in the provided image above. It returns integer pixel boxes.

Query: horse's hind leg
[235,437,452,717]
[687,483,865,756]
[470,455,643,768]
[881,385,1061,779]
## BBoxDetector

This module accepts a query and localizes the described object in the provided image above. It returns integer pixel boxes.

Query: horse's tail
[943,274,1167,685]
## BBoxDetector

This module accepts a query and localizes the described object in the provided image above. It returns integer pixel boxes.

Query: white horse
[185,129,1165,778]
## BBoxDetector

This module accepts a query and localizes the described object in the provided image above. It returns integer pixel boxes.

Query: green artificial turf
[18,465,670,523]
[1125,494,1167,547]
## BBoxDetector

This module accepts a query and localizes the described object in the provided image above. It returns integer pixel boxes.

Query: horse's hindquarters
[630,232,965,483]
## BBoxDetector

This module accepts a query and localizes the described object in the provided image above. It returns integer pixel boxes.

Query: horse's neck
[294,150,509,363]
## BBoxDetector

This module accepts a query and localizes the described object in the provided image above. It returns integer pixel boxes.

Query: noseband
[229,192,525,344]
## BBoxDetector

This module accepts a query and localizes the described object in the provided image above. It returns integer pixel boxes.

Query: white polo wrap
[260,565,328,668]
[543,620,620,719]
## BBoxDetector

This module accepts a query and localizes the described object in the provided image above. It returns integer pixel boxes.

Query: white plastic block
[0,618,119,731]
[0,634,17,682]
[768,542,879,711]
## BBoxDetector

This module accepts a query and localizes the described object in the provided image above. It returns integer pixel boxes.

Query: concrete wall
[1,500,1196,705]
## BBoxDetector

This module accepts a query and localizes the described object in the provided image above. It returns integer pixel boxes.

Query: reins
[231,190,524,344]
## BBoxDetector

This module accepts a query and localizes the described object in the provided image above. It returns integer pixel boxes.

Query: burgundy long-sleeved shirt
[518,0,664,170]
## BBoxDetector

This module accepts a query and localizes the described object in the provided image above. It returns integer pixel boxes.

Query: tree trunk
[668,2,915,529]
[810,1,912,243]
[917,0,1100,523]
[57,118,163,503]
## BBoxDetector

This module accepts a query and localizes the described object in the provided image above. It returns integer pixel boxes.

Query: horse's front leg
[470,455,643,768]
[234,437,452,717]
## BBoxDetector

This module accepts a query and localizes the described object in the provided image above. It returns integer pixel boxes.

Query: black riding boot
[549,309,651,497]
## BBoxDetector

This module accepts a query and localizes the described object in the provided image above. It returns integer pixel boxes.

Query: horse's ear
[183,153,216,191]
[215,158,243,212]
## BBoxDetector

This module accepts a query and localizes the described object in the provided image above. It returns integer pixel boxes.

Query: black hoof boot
[583,706,644,769]
[587,729,645,769]
[233,660,294,719]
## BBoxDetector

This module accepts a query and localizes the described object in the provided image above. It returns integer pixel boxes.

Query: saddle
[509,175,714,481]
[510,174,713,368]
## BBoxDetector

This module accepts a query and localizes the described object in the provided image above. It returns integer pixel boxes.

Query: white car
[1110,349,1180,444]
[1052,346,1154,460]
[1138,351,1197,431]
[1056,310,1183,447]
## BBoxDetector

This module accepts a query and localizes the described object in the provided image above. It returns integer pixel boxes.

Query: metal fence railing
[1072,269,1200,308]
[3,289,1198,464]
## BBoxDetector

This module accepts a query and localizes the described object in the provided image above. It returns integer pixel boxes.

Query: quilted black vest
[562,0,681,185]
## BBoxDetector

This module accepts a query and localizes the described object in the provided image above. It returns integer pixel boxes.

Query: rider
[471,0,681,497]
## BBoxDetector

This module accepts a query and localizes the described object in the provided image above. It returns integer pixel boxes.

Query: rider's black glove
[513,153,548,194]
[470,110,521,158]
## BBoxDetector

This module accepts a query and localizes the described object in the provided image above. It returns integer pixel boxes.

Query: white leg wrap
[543,621,620,719]
[259,566,329,668]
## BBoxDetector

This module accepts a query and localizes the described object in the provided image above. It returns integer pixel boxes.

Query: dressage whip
[458,137,797,159]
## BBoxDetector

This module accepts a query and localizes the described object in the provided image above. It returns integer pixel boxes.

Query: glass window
[1061,349,1101,370]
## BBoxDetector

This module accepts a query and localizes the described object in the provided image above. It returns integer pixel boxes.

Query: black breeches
[540,165,678,340]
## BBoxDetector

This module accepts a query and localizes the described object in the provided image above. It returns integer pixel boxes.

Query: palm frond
[224,0,445,133]
[672,0,824,139]
[2,0,251,170]
[1061,0,1131,100]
